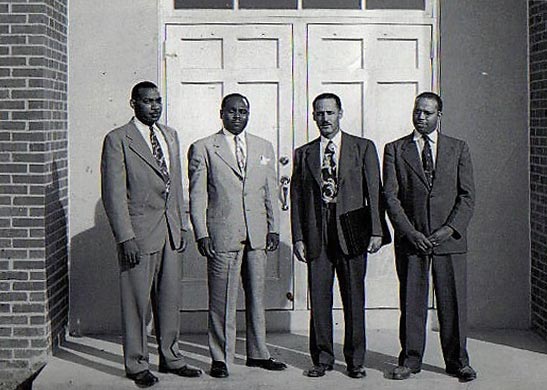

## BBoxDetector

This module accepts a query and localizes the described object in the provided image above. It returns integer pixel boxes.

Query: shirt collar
[222,128,246,141]
[133,116,158,133]
[320,130,342,150]
[413,129,438,144]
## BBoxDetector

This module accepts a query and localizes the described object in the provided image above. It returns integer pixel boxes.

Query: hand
[427,226,454,247]
[266,233,279,251]
[293,240,307,263]
[367,236,383,254]
[120,238,140,266]
[176,233,187,253]
[197,237,216,258]
[408,231,433,253]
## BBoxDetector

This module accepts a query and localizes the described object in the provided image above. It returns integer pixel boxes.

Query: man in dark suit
[101,81,202,387]
[290,93,389,379]
[383,92,477,382]
[188,93,287,378]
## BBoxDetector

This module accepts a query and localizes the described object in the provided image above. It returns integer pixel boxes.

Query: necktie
[234,135,246,173]
[321,140,338,203]
[422,134,434,187]
[149,126,171,192]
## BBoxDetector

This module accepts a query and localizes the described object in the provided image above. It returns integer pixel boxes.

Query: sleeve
[187,141,209,240]
[444,141,475,237]
[290,147,304,243]
[100,132,135,244]
[362,140,383,237]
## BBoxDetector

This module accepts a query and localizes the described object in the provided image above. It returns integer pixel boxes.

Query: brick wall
[530,0,547,340]
[0,0,69,384]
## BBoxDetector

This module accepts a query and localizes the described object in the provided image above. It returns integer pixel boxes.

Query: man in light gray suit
[101,81,201,387]
[188,93,287,378]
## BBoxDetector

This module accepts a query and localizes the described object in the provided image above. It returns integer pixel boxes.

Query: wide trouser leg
[119,250,159,375]
[207,249,243,366]
[151,240,185,369]
[308,252,335,367]
[395,252,430,370]
[336,254,367,369]
[431,253,470,370]
[241,248,270,360]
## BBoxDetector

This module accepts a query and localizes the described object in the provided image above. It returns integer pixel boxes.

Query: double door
[164,22,433,313]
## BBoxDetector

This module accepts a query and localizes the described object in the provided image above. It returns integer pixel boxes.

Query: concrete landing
[33,329,547,390]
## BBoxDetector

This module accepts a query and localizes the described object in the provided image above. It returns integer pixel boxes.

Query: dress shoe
[210,361,229,378]
[246,357,287,371]
[126,370,159,388]
[158,364,202,377]
[446,365,477,382]
[347,365,367,378]
[391,365,421,380]
[306,364,333,377]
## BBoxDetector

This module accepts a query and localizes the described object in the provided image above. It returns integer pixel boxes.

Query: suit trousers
[119,234,185,375]
[207,245,270,365]
[308,203,367,369]
[396,252,469,371]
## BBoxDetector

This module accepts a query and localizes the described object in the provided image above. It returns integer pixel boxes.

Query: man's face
[313,98,343,139]
[221,96,249,135]
[412,97,441,135]
[130,87,162,126]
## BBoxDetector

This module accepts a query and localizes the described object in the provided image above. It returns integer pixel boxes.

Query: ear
[219,109,223,119]
[130,99,136,109]
[339,109,344,119]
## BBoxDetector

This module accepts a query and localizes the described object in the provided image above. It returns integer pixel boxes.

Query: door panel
[307,24,432,308]
[165,24,294,310]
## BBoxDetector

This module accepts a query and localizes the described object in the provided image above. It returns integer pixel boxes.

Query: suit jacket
[290,132,388,259]
[188,130,278,252]
[383,132,475,255]
[101,120,187,254]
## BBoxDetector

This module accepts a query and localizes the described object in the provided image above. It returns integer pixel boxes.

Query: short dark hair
[313,93,342,111]
[131,81,159,100]
[415,92,443,112]
[221,93,250,110]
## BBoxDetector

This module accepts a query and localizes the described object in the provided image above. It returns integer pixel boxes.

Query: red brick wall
[530,0,547,340]
[0,0,68,383]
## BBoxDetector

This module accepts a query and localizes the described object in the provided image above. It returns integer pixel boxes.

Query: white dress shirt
[222,128,247,162]
[413,129,438,167]
[133,117,170,172]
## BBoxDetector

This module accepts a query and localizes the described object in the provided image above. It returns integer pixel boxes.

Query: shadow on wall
[69,201,121,335]
[46,160,69,348]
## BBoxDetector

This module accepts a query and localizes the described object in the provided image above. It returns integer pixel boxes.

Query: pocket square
[260,155,271,165]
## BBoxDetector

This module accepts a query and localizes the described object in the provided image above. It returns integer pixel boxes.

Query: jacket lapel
[337,132,352,189]
[213,130,244,180]
[157,124,177,179]
[401,134,429,188]
[433,134,455,187]
[126,122,163,177]
[304,138,322,187]
[245,134,259,178]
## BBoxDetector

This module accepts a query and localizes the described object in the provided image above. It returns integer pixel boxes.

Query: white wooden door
[307,23,433,309]
[164,24,294,310]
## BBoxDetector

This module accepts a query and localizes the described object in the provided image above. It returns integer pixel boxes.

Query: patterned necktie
[321,140,338,203]
[234,135,246,173]
[149,126,171,192]
[422,134,434,187]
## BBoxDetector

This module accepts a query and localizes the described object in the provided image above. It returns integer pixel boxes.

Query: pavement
[32,328,547,390]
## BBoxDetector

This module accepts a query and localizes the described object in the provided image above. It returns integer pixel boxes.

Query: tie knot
[325,141,336,153]
[422,134,432,143]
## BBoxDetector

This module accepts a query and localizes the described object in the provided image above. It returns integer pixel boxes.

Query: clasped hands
[293,235,383,263]
[197,233,280,258]
[408,225,454,253]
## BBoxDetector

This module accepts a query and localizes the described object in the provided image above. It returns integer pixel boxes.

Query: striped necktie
[234,135,246,173]
[149,126,171,192]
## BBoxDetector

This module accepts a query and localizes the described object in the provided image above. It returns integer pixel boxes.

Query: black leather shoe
[347,366,367,378]
[246,357,287,371]
[158,364,202,377]
[210,361,229,378]
[391,365,421,380]
[126,370,159,388]
[446,365,477,382]
[306,364,333,377]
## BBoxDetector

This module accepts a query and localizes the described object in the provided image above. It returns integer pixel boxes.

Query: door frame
[158,2,440,332]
